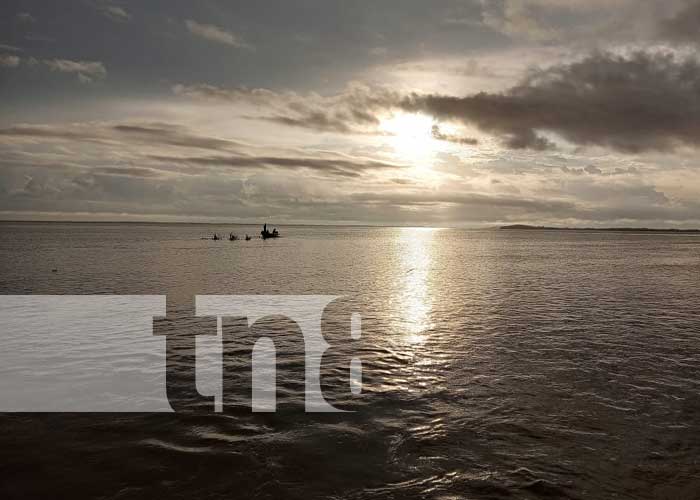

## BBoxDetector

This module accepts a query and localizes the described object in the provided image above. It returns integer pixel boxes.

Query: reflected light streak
[398,227,436,344]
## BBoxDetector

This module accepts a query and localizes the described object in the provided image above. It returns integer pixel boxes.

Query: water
[1,222,699,499]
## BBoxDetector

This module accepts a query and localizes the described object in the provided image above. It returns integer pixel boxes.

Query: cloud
[89,1,131,22]
[93,166,161,177]
[177,50,700,154]
[0,55,110,82]
[185,20,252,49]
[369,47,389,57]
[110,124,243,150]
[350,190,575,213]
[148,153,405,178]
[560,165,639,176]
[584,165,603,175]
[174,82,400,134]
[0,120,404,180]
[0,122,243,152]
[0,44,22,52]
[1,120,698,225]
[44,58,107,83]
[431,125,479,146]
[104,5,130,21]
[0,54,20,67]
[481,0,560,42]
[479,0,647,43]
[402,50,700,153]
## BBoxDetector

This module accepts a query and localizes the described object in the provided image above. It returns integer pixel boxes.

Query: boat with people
[205,225,277,241]
[261,223,280,239]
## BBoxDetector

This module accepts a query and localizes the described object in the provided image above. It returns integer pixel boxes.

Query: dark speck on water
[1,222,700,499]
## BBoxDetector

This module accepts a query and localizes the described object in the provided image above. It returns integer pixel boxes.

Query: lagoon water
[1,222,700,499]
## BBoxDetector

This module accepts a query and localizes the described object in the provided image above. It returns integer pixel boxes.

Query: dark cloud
[258,114,358,134]
[402,51,700,152]
[560,165,639,176]
[584,165,603,175]
[0,122,242,152]
[93,166,162,177]
[148,153,405,178]
[431,125,479,146]
[111,124,243,151]
[0,125,103,142]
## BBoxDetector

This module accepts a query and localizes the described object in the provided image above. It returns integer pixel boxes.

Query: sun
[380,112,436,162]
[378,112,474,181]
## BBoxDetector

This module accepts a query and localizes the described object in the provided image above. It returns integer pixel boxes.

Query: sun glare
[379,113,470,178]
[380,112,438,163]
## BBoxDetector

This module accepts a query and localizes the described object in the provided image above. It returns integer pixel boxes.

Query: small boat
[229,233,238,241]
[260,224,280,239]
[245,235,252,241]
[213,233,220,241]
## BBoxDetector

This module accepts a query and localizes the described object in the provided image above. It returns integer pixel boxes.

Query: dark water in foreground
[1,222,700,499]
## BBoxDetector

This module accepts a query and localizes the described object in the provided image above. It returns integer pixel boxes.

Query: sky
[2,0,700,226]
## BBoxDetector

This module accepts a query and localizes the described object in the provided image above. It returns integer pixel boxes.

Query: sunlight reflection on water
[397,227,436,345]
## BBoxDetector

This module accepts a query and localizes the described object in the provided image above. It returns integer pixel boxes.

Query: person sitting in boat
[261,223,279,238]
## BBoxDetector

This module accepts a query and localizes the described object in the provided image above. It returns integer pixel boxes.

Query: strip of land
[500,224,700,233]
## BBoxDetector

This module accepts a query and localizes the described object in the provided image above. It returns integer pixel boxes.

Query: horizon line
[2,219,700,232]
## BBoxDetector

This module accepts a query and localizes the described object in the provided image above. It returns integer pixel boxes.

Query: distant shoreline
[500,224,700,233]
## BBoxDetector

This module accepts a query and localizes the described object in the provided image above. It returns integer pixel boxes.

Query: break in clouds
[2,0,700,226]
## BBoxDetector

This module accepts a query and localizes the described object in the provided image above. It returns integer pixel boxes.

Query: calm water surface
[1,222,699,499]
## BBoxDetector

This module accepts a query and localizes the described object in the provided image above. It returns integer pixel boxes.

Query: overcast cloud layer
[2,0,700,226]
